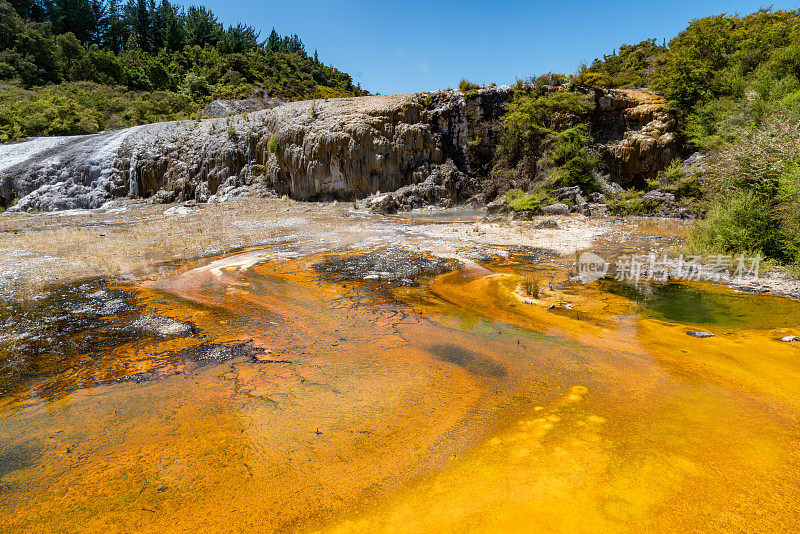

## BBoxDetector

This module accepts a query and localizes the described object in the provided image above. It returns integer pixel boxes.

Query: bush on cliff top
[577,9,800,148]
[458,79,481,92]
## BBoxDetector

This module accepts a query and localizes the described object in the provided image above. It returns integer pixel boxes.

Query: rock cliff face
[589,89,679,187]
[0,86,679,212]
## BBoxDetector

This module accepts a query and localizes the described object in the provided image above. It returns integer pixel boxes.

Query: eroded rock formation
[0,85,680,212]
[590,88,679,188]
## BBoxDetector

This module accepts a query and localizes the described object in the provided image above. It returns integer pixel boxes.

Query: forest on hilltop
[0,0,368,141]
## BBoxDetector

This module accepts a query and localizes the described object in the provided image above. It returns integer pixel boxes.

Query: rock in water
[687,331,714,338]
[131,315,195,337]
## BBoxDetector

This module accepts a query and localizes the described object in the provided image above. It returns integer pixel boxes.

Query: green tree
[184,5,221,47]
[124,0,151,52]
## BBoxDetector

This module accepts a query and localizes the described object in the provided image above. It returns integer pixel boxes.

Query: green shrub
[182,72,209,98]
[268,134,279,154]
[521,272,542,298]
[496,89,594,176]
[573,39,665,89]
[504,189,555,212]
[546,125,598,191]
[688,190,789,261]
[666,174,703,200]
[605,189,663,215]
[685,113,800,267]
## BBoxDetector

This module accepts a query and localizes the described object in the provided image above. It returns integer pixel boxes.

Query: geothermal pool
[2,227,800,532]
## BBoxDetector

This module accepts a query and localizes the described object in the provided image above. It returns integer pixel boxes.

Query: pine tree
[156,0,183,52]
[48,0,98,43]
[104,0,125,53]
[266,28,279,52]
[184,5,221,47]
[88,0,107,46]
[9,0,47,21]
[124,0,151,52]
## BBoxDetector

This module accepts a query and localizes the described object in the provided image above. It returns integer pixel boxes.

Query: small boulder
[368,194,398,214]
[642,190,675,204]
[588,203,609,217]
[574,193,590,216]
[779,335,800,343]
[535,220,559,229]
[539,203,570,216]
[681,151,707,175]
[600,180,624,197]
[150,189,176,204]
[553,186,582,201]
[512,210,534,220]
[486,198,508,215]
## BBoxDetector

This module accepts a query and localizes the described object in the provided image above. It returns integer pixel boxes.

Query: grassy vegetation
[606,189,651,216]
[267,134,278,154]
[521,272,542,298]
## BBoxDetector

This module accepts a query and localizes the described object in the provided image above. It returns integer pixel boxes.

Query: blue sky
[183,0,800,95]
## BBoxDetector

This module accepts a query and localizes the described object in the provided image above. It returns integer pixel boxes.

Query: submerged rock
[687,331,714,338]
[131,315,195,337]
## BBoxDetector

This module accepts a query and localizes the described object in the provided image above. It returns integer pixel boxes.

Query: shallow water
[2,236,800,533]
